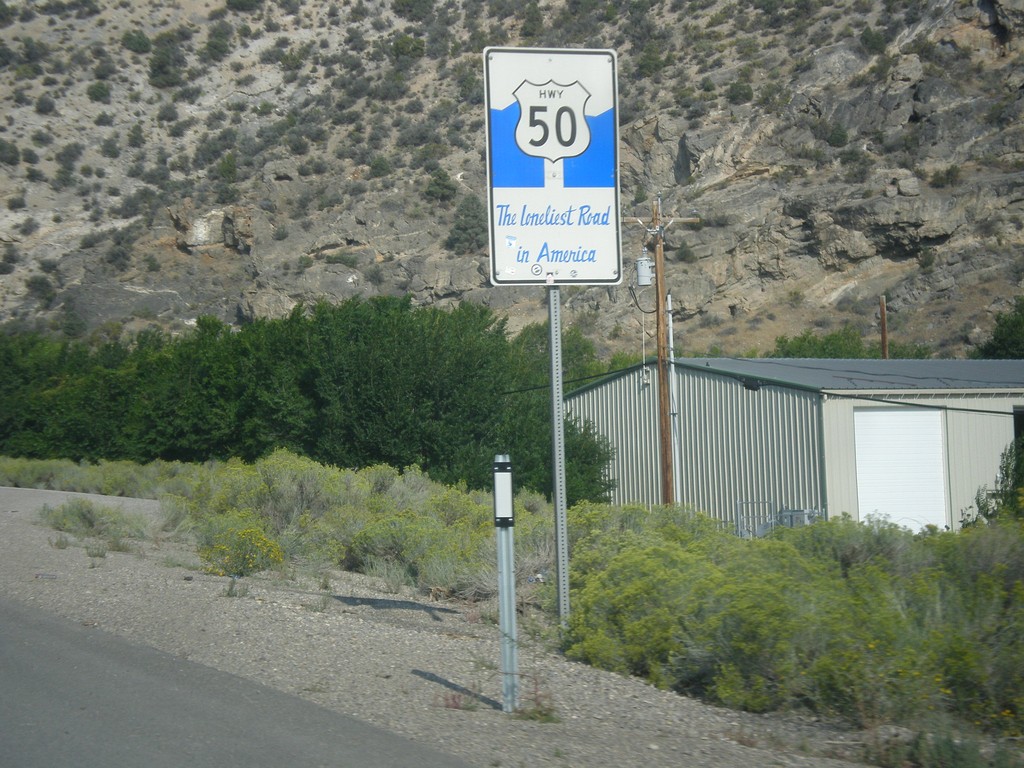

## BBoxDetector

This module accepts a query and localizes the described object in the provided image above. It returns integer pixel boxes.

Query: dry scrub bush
[565,507,1024,737]
[39,498,150,551]
[196,511,284,578]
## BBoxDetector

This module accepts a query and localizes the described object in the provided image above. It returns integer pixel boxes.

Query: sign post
[485,47,620,625]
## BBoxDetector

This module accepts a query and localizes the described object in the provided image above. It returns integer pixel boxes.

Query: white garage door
[854,408,948,531]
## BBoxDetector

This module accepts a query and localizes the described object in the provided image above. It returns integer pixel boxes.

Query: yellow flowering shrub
[197,513,284,577]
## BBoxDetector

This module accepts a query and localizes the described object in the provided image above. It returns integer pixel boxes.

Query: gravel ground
[0,487,878,768]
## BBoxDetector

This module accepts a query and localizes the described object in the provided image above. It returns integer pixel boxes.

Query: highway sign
[484,48,621,286]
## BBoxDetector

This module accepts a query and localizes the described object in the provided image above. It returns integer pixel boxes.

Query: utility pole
[630,197,700,506]
[880,295,889,360]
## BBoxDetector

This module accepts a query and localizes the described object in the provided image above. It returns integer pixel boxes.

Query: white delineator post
[493,454,519,713]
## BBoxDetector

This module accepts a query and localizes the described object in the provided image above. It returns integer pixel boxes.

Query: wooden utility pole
[880,295,889,360]
[628,198,700,507]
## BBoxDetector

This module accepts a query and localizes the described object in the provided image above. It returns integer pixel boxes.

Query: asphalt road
[0,596,473,768]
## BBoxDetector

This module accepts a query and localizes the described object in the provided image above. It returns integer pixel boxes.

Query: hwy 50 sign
[484,48,621,286]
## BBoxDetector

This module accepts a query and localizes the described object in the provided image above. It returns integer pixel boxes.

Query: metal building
[565,358,1024,532]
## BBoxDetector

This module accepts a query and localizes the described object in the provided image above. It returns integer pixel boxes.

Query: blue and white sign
[484,48,621,286]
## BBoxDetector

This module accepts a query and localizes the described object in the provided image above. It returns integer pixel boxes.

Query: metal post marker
[493,455,519,713]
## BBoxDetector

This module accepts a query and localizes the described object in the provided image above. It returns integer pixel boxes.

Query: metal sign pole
[549,287,570,624]
[651,197,674,506]
[493,455,518,713]
[485,48,620,629]
[667,293,683,505]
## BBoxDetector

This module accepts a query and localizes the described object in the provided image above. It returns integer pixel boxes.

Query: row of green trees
[766,297,1024,360]
[0,297,614,503]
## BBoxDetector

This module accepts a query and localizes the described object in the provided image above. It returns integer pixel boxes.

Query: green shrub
[100,136,120,158]
[325,253,359,267]
[445,194,488,254]
[9,451,1024,735]
[55,142,84,169]
[197,512,284,577]
[204,20,234,62]
[121,29,151,53]
[859,26,887,55]
[156,103,178,122]
[149,36,186,88]
[725,80,753,104]
[930,165,961,188]
[34,94,55,114]
[350,512,445,572]
[127,123,145,148]
[25,275,54,304]
[826,123,849,148]
[392,0,433,21]
[566,511,1024,734]
[0,138,19,165]
[86,81,111,103]
[368,154,392,178]
[424,168,458,204]
[40,498,150,545]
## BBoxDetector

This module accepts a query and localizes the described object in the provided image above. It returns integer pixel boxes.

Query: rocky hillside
[0,0,1022,357]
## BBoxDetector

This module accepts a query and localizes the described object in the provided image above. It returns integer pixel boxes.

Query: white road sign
[484,48,621,286]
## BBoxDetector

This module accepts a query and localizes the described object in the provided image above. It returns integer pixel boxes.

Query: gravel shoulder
[0,487,875,768]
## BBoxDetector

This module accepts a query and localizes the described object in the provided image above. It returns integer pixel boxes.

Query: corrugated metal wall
[567,363,826,525]
[676,366,825,524]
[821,392,1021,527]
[568,363,1024,531]
[567,366,660,504]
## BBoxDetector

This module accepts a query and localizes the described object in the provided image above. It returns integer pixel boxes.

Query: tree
[769,325,930,359]
[445,194,487,254]
[972,296,1024,359]
[121,29,151,54]
[0,300,615,498]
[726,80,753,105]
[498,322,617,504]
[149,35,187,88]
[306,297,512,487]
[973,436,1024,522]
[232,309,317,461]
[0,332,68,456]
[392,0,433,22]
[129,317,242,461]
[424,168,457,205]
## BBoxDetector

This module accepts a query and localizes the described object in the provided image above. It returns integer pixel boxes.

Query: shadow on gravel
[412,669,502,711]
[333,595,460,622]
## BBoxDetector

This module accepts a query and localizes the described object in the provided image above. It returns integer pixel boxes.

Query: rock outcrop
[0,0,1021,357]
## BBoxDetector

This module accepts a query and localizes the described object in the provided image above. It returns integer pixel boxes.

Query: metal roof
[673,358,1024,393]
